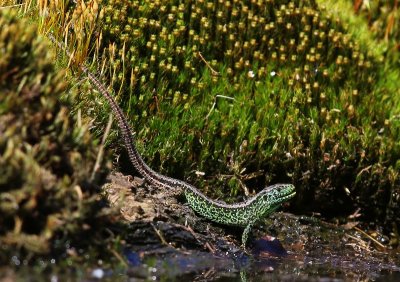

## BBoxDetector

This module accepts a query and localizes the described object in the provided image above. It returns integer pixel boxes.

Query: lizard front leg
[241,218,257,248]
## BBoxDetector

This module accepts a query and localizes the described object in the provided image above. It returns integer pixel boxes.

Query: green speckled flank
[184,184,296,227]
[185,184,296,246]
[49,35,296,249]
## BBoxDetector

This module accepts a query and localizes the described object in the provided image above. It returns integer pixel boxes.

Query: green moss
[37,0,399,236]
[0,9,116,263]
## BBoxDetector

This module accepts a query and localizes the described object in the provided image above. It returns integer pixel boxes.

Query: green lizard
[49,34,296,248]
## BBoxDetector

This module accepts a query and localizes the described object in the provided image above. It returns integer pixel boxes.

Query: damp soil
[3,172,400,281]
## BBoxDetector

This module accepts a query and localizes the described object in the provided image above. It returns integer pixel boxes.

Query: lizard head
[258,183,296,216]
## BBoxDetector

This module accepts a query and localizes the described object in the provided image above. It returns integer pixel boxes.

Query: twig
[109,248,128,267]
[150,222,169,246]
[184,225,216,253]
[91,114,113,181]
[345,233,372,251]
[205,95,235,120]
[353,226,386,249]
[236,177,250,197]
[356,165,372,178]
[204,241,216,254]
[241,170,265,181]
[198,52,220,76]
[0,4,23,9]
[173,222,216,253]
[77,108,82,128]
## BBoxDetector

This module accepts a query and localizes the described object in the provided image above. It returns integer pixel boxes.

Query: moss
[346,0,400,67]
[35,0,399,238]
[0,9,116,264]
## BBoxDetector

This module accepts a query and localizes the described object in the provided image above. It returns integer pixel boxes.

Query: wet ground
[2,172,399,281]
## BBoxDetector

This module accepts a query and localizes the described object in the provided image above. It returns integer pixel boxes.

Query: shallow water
[3,214,399,281]
[4,248,399,282]
[121,246,400,281]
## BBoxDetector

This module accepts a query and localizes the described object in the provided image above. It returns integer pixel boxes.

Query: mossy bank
[0,9,118,265]
[48,0,399,235]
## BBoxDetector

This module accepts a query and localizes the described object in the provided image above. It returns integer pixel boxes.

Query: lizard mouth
[279,186,296,198]
[277,190,296,205]
[280,191,296,207]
